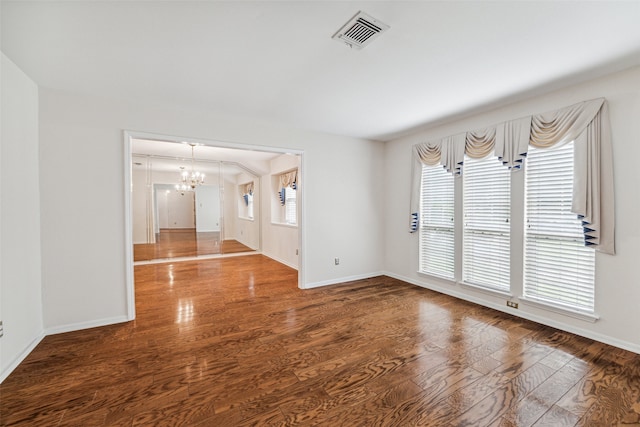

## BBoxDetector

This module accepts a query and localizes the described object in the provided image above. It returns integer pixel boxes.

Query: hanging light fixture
[176,143,205,193]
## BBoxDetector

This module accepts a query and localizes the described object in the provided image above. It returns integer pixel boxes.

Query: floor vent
[332,11,390,50]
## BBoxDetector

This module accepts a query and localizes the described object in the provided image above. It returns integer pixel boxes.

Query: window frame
[462,154,512,293]
[418,163,455,280]
[416,142,597,321]
[284,186,297,226]
[522,141,597,317]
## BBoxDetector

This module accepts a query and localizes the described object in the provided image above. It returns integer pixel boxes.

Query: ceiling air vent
[332,11,389,50]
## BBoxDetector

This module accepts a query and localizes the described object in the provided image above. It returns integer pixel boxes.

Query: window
[419,164,455,279]
[463,155,511,292]
[246,193,254,220]
[284,186,297,225]
[272,169,298,226]
[524,142,595,313]
[239,181,255,220]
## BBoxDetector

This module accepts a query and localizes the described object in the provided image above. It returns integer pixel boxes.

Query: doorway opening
[124,132,304,320]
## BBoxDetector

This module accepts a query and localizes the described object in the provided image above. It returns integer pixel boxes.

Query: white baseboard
[304,271,384,289]
[262,252,299,270]
[45,315,130,336]
[383,271,640,355]
[0,331,45,384]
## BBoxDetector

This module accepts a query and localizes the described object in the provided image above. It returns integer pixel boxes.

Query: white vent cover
[332,11,390,49]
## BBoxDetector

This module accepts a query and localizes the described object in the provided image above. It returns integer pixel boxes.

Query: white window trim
[417,270,456,283]
[284,186,297,226]
[519,297,599,323]
[270,221,297,229]
[457,281,513,298]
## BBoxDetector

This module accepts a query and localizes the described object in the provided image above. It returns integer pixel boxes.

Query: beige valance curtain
[495,116,531,169]
[529,99,614,254]
[279,170,298,188]
[239,181,254,196]
[465,127,496,159]
[409,98,615,255]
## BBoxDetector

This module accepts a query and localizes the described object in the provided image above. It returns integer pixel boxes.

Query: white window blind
[419,164,455,279]
[463,155,511,292]
[285,186,297,225]
[524,142,595,313]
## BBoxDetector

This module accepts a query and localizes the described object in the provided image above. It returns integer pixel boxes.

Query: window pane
[285,187,297,225]
[524,142,595,313]
[462,155,511,291]
[247,194,254,219]
[419,164,454,279]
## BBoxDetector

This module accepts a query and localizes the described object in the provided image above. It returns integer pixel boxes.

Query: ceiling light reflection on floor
[176,299,194,324]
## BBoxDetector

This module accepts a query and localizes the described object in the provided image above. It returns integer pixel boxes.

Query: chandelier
[176,143,205,192]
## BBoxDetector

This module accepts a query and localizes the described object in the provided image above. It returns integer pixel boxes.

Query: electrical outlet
[334,258,340,265]
[506,301,519,309]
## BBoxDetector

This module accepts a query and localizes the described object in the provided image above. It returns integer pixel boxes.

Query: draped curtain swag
[409,98,615,255]
[279,170,298,188]
[239,181,254,196]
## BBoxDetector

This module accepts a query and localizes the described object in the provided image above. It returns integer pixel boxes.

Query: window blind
[285,187,297,225]
[524,142,595,313]
[419,164,455,279]
[462,155,511,291]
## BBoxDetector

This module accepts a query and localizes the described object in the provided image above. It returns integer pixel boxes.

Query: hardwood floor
[133,229,254,261]
[2,255,639,426]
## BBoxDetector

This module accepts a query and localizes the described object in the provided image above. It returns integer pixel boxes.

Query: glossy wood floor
[2,255,640,426]
[133,229,254,261]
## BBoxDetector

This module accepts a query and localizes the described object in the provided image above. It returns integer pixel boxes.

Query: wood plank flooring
[2,255,639,426]
[134,229,254,261]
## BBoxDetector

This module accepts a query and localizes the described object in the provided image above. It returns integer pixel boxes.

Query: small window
[246,193,254,220]
[284,186,297,225]
[238,181,255,220]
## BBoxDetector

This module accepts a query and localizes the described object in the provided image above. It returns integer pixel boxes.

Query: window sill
[457,281,513,298]
[271,222,298,229]
[417,270,455,283]
[519,297,599,323]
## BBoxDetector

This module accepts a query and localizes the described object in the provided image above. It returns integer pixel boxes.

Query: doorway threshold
[134,251,262,266]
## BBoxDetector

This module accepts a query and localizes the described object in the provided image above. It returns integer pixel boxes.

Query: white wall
[0,54,44,381]
[131,167,149,244]
[195,185,220,232]
[38,88,385,330]
[223,178,237,239]
[234,171,260,250]
[383,65,640,353]
[262,154,301,269]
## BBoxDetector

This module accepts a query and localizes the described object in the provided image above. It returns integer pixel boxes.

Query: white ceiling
[3,1,640,141]
[131,138,282,176]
